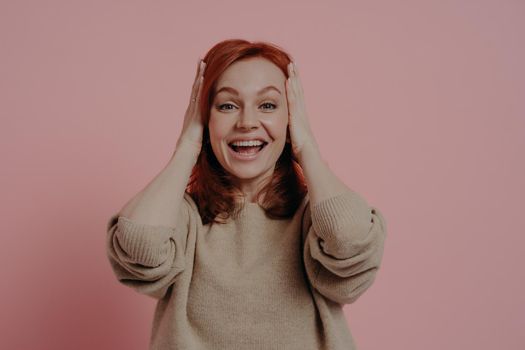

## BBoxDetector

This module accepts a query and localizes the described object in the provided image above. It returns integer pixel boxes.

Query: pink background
[2,0,524,349]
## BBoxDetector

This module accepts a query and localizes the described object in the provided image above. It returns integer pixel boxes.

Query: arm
[299,142,387,305]
[119,140,199,227]
[105,142,200,300]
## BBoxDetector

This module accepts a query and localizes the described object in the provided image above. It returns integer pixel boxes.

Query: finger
[189,81,199,109]
[291,62,304,98]
[287,62,294,78]
[195,76,204,109]
[285,77,295,115]
[191,60,205,92]
[189,76,204,117]
[189,62,205,104]
[288,62,299,92]
[286,77,294,99]
[194,58,203,81]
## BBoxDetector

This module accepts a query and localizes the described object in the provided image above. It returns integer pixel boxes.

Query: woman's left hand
[285,61,317,161]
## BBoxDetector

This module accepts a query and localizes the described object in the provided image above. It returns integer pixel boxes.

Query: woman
[106,39,387,350]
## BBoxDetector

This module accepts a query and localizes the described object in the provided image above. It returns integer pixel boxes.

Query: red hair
[186,38,308,225]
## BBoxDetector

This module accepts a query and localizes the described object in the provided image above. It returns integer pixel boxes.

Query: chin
[227,166,269,181]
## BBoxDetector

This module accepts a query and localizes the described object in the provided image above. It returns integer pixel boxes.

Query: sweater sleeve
[105,192,195,300]
[302,189,387,305]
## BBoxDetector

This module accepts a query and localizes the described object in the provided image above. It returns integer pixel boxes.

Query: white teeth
[230,140,264,147]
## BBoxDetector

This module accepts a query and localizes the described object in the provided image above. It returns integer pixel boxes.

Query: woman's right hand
[176,58,207,155]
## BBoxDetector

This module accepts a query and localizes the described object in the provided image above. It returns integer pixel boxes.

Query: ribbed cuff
[115,216,176,267]
[311,190,372,242]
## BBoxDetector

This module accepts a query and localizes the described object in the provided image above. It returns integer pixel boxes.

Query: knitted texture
[106,189,387,349]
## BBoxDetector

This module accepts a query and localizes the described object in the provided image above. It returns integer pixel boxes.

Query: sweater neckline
[242,202,263,209]
[238,201,265,215]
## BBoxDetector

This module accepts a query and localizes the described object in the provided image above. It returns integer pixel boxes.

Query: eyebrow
[215,85,282,96]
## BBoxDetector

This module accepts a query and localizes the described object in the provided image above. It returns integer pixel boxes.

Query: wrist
[176,136,202,154]
[172,139,201,163]
[296,139,321,164]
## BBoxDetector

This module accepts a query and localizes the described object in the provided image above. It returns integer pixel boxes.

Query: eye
[217,103,236,111]
[261,102,277,110]
[217,102,277,112]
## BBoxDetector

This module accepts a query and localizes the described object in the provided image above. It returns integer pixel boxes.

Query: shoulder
[182,192,199,212]
[294,192,312,236]
[180,192,203,226]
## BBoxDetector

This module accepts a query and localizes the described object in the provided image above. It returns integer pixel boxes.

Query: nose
[235,110,260,130]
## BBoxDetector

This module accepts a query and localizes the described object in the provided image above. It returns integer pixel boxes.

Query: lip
[227,142,268,161]
[228,137,268,144]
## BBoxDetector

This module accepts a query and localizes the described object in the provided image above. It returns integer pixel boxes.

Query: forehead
[215,57,285,95]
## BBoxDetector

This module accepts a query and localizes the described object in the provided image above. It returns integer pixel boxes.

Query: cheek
[261,116,287,141]
[272,112,289,138]
[208,115,229,141]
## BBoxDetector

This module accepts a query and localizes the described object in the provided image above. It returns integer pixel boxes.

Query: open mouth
[228,141,268,155]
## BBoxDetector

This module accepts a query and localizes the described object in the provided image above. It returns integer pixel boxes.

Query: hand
[177,58,206,154]
[285,61,317,161]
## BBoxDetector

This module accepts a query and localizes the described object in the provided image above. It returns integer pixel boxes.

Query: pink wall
[1,0,524,349]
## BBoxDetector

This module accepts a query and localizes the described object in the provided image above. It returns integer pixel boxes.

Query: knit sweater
[106,189,387,350]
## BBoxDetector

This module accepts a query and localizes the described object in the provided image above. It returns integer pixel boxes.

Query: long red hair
[186,38,308,225]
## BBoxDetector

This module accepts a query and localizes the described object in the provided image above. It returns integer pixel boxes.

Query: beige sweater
[106,189,387,350]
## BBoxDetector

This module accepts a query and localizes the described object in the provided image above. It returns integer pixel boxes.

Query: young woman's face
[209,57,289,197]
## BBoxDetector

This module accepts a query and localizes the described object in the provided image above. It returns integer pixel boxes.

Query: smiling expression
[208,57,289,198]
